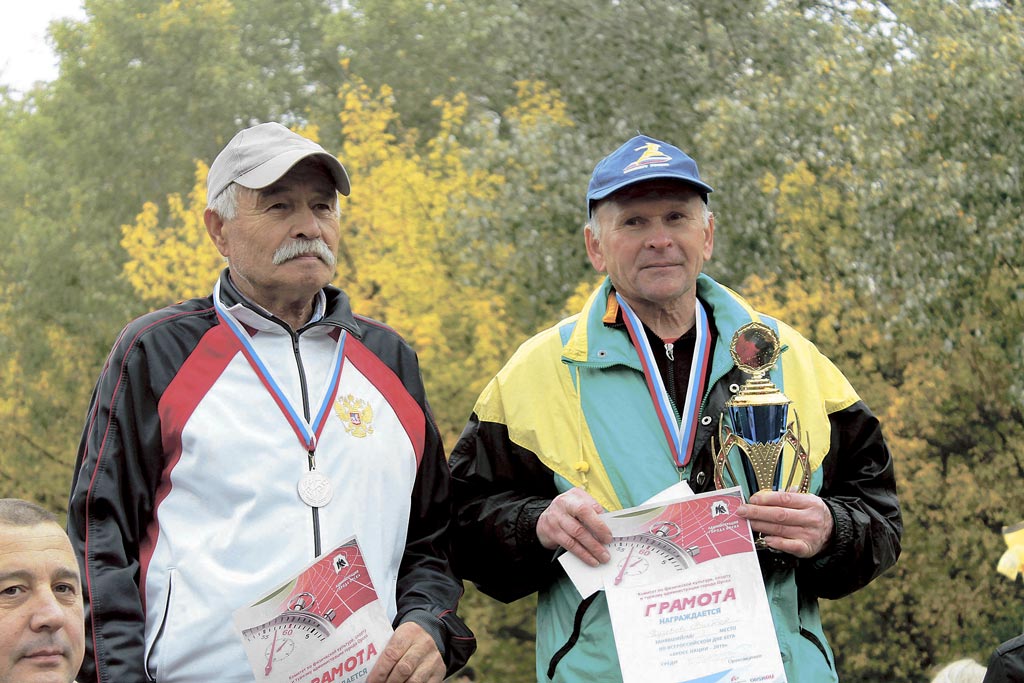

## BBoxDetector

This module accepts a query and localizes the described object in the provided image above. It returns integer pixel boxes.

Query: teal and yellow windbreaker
[450,274,901,683]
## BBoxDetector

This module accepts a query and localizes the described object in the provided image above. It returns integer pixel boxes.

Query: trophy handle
[716,419,811,493]
[781,421,812,493]
[715,419,812,494]
[712,424,742,490]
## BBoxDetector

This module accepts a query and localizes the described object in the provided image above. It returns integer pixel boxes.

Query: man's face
[586,180,714,323]
[206,159,341,313]
[0,523,84,683]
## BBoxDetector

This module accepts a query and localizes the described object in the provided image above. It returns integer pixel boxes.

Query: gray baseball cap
[207,122,351,202]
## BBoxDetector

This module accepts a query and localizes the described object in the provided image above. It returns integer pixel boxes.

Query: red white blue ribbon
[213,280,346,452]
[616,293,712,468]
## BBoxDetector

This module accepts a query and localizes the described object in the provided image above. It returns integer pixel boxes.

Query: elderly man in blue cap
[68,123,475,683]
[449,134,901,682]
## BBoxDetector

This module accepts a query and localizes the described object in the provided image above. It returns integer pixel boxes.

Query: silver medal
[297,470,334,508]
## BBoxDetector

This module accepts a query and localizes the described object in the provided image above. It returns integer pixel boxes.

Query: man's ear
[204,209,230,258]
[584,224,606,273]
[703,212,715,262]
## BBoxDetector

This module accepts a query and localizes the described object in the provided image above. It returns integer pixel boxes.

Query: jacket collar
[215,269,363,338]
[561,273,761,368]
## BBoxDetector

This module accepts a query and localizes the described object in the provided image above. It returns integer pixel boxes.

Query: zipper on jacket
[664,341,680,421]
[663,341,688,480]
[292,333,322,557]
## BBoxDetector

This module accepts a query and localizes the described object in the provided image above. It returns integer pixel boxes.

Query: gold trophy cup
[712,322,811,495]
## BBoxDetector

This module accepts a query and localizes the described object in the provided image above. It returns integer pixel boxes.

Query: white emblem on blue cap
[623,142,672,174]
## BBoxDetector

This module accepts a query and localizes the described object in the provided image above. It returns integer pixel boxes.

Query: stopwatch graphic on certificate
[233,536,394,683]
[242,607,336,675]
[603,490,753,587]
[608,520,697,588]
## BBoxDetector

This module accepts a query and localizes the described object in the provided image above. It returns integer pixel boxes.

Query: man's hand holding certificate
[561,487,788,683]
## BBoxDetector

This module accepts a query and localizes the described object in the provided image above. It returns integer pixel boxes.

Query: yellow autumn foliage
[0,289,34,470]
[744,160,897,411]
[0,284,96,503]
[560,275,605,320]
[335,79,517,439]
[121,162,224,304]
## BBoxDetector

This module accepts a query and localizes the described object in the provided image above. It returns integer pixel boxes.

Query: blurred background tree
[1,1,1021,680]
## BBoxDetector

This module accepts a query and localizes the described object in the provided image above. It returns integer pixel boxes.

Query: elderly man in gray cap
[68,123,475,683]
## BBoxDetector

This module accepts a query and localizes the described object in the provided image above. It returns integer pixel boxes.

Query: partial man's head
[929,659,987,683]
[584,135,716,324]
[0,499,84,683]
[203,123,351,315]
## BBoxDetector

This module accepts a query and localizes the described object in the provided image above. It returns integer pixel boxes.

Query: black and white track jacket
[68,270,475,682]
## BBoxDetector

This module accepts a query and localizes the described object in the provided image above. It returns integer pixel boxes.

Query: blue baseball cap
[586,134,713,216]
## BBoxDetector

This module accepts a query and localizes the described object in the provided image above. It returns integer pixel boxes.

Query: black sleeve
[448,413,564,603]
[982,655,1011,683]
[982,636,1024,683]
[389,347,476,675]
[67,324,165,683]
[796,401,903,599]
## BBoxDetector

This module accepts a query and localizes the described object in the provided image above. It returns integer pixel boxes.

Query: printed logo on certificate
[602,488,788,683]
[232,536,393,683]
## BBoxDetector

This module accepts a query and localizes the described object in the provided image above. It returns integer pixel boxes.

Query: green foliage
[2,1,1023,680]
[457,586,538,682]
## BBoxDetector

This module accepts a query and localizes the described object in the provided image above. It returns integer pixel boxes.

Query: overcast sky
[0,1,87,94]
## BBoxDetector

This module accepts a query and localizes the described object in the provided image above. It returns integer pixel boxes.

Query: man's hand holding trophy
[714,322,835,559]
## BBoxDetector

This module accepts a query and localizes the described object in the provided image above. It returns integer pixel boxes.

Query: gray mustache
[272,239,337,268]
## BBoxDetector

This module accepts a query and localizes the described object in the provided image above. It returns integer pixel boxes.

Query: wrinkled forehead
[0,522,79,572]
[240,159,341,209]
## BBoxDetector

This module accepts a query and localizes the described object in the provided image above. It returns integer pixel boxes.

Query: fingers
[745,488,815,507]
[737,491,833,558]
[536,488,612,566]
[368,622,445,683]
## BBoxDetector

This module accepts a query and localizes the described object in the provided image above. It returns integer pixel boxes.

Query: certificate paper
[601,488,787,683]
[232,536,394,683]
[559,481,693,598]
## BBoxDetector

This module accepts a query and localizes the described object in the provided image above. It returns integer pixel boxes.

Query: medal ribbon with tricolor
[213,280,346,452]
[616,293,712,468]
